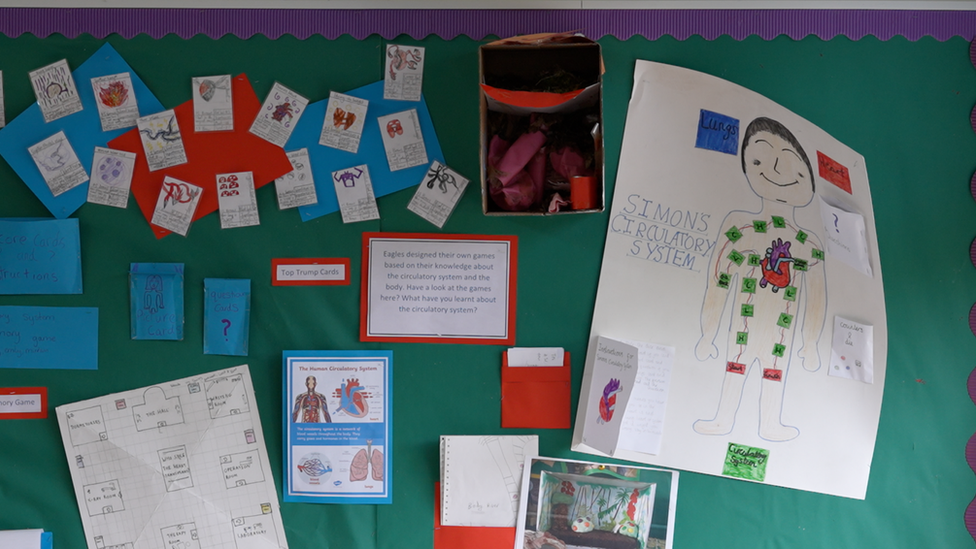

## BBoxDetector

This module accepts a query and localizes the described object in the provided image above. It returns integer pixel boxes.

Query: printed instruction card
[284,350,392,504]
[361,232,517,345]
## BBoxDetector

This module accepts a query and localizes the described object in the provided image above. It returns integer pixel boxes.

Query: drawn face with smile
[743,129,814,207]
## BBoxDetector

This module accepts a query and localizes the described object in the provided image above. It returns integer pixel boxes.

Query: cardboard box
[479,34,605,216]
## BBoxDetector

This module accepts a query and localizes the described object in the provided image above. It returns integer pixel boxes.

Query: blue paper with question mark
[129,263,184,340]
[203,278,250,356]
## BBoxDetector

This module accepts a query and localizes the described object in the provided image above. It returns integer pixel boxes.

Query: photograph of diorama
[516,457,679,549]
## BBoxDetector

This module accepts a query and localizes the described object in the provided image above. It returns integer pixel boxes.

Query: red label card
[0,387,47,419]
[272,258,351,286]
[817,151,852,194]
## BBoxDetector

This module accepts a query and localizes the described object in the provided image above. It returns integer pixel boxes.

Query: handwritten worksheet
[56,365,288,549]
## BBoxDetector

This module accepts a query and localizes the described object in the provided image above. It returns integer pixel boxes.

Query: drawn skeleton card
[30,59,83,123]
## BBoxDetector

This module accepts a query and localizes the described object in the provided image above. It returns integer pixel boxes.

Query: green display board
[0,30,973,549]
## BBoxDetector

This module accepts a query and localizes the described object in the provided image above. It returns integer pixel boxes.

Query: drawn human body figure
[292,376,332,423]
[694,117,826,442]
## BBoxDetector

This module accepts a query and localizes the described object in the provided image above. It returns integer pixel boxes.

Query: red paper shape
[481,83,586,109]
[434,482,515,549]
[817,150,852,194]
[501,351,570,429]
[0,387,47,420]
[108,74,293,238]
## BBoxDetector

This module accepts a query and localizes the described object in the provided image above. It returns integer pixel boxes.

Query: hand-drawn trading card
[90,72,139,132]
[249,82,308,148]
[319,91,368,153]
[407,161,469,229]
[192,75,233,132]
[0,71,5,129]
[29,59,84,123]
[137,109,188,172]
[383,44,425,102]
[150,176,203,236]
[88,146,136,208]
[332,165,379,224]
[217,171,260,229]
[377,109,428,172]
[28,131,88,197]
[275,148,318,209]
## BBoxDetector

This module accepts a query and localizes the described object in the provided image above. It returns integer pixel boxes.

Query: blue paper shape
[0,218,82,294]
[0,306,98,370]
[695,109,740,155]
[0,43,165,219]
[203,278,251,356]
[290,81,444,221]
[41,532,53,549]
[129,263,184,341]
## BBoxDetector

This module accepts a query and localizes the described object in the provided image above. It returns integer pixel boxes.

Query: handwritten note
[0,306,97,370]
[0,218,81,295]
[506,347,564,367]
[580,336,638,456]
[129,263,184,340]
[616,339,675,456]
[819,197,872,277]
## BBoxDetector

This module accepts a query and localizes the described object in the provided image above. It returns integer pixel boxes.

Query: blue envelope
[129,263,184,341]
[0,218,82,294]
[203,278,251,356]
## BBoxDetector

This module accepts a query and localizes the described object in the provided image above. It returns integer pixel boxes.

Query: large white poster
[573,61,887,499]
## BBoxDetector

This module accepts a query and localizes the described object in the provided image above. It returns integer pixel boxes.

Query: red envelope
[434,482,515,549]
[108,74,293,239]
[501,351,571,429]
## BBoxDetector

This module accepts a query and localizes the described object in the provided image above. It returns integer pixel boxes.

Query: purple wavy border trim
[0,8,974,42]
[968,38,976,547]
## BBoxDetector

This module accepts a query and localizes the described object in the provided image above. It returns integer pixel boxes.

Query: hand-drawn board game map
[55,365,287,549]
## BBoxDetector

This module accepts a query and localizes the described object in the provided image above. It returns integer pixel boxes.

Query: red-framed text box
[361,232,517,345]
[272,258,351,286]
[0,387,47,419]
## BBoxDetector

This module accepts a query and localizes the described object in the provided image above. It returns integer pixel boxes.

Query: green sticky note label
[777,313,794,329]
[728,250,745,265]
[796,230,808,244]
[736,332,749,345]
[753,220,767,233]
[783,286,797,301]
[722,443,769,482]
[811,248,825,260]
[772,343,786,357]
[725,226,743,242]
[748,254,761,267]
[741,303,754,317]
[793,258,808,272]
[771,216,786,229]
[741,278,757,293]
[717,273,731,289]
